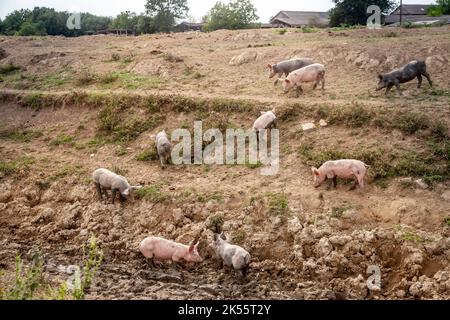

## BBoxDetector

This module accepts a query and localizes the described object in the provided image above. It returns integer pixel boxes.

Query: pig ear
[267,63,272,69]
[219,232,226,240]
[188,244,194,253]
[284,79,291,84]
[194,242,199,249]
[272,107,276,115]
[378,74,383,80]
[311,167,319,176]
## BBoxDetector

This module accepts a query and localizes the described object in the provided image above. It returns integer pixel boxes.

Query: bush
[266,192,289,216]
[0,63,20,75]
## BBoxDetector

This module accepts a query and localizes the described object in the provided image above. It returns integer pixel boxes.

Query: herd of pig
[268,58,433,96]
[88,57,434,278]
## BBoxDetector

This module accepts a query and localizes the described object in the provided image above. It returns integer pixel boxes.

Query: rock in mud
[301,123,316,132]
[440,190,450,201]
[0,190,13,203]
[33,207,55,223]
[229,51,258,66]
[414,179,428,190]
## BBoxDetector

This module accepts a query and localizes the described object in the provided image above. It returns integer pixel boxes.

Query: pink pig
[139,236,203,269]
[311,159,369,190]
[281,63,325,96]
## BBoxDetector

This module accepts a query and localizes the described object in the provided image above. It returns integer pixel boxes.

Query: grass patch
[245,160,263,169]
[98,102,165,142]
[444,216,450,227]
[232,230,246,245]
[49,134,76,147]
[135,185,170,203]
[299,137,449,182]
[0,63,21,75]
[402,231,426,243]
[275,28,287,35]
[0,130,43,142]
[135,148,158,161]
[0,156,35,176]
[0,237,102,300]
[207,214,224,233]
[75,69,97,86]
[115,146,128,156]
[266,192,289,216]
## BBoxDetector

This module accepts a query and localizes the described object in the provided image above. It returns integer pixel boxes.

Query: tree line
[1,0,447,36]
[0,0,259,36]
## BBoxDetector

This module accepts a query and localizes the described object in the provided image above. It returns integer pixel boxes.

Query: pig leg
[160,156,166,169]
[321,77,325,91]
[95,183,102,200]
[423,72,433,87]
[326,178,333,190]
[111,189,117,204]
[332,176,337,188]
[417,74,423,88]
[295,85,303,97]
[313,80,320,90]
[394,81,403,96]
[146,257,156,268]
[385,84,393,95]
[349,179,358,191]
[119,193,126,204]
[357,175,365,189]
[273,72,283,86]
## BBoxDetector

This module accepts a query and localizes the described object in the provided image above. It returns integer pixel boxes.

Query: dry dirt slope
[0,26,449,300]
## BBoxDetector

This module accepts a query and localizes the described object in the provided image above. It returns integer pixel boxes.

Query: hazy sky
[0,0,436,23]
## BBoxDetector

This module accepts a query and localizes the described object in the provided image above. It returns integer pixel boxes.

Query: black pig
[376,60,432,96]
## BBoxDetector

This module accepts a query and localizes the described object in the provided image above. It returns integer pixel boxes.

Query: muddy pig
[211,232,251,278]
[376,60,432,96]
[154,130,172,169]
[268,58,314,85]
[281,63,325,97]
[139,236,203,269]
[252,108,276,132]
[311,159,369,190]
[92,168,141,203]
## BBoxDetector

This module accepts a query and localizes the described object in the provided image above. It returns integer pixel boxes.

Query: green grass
[0,156,35,176]
[402,231,426,243]
[0,130,43,142]
[135,148,158,161]
[207,214,224,233]
[49,164,84,181]
[232,230,246,245]
[0,63,20,75]
[266,192,289,216]
[135,185,170,203]
[48,134,76,147]
[275,28,287,35]
[245,160,263,169]
[98,103,165,142]
[0,237,102,300]
[444,217,450,227]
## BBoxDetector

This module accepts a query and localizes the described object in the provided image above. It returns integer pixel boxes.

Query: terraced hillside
[0,26,449,299]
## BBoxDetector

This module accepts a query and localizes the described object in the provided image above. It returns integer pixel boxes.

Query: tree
[112,11,138,32]
[428,0,450,16]
[16,21,47,36]
[145,0,189,32]
[137,15,156,34]
[2,9,32,35]
[203,0,259,32]
[329,0,396,27]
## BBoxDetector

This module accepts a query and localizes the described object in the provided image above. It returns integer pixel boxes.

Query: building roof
[390,4,431,15]
[270,11,330,26]
[385,14,450,24]
[176,22,205,28]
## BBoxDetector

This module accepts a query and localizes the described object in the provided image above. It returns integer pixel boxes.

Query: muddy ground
[0,26,449,300]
